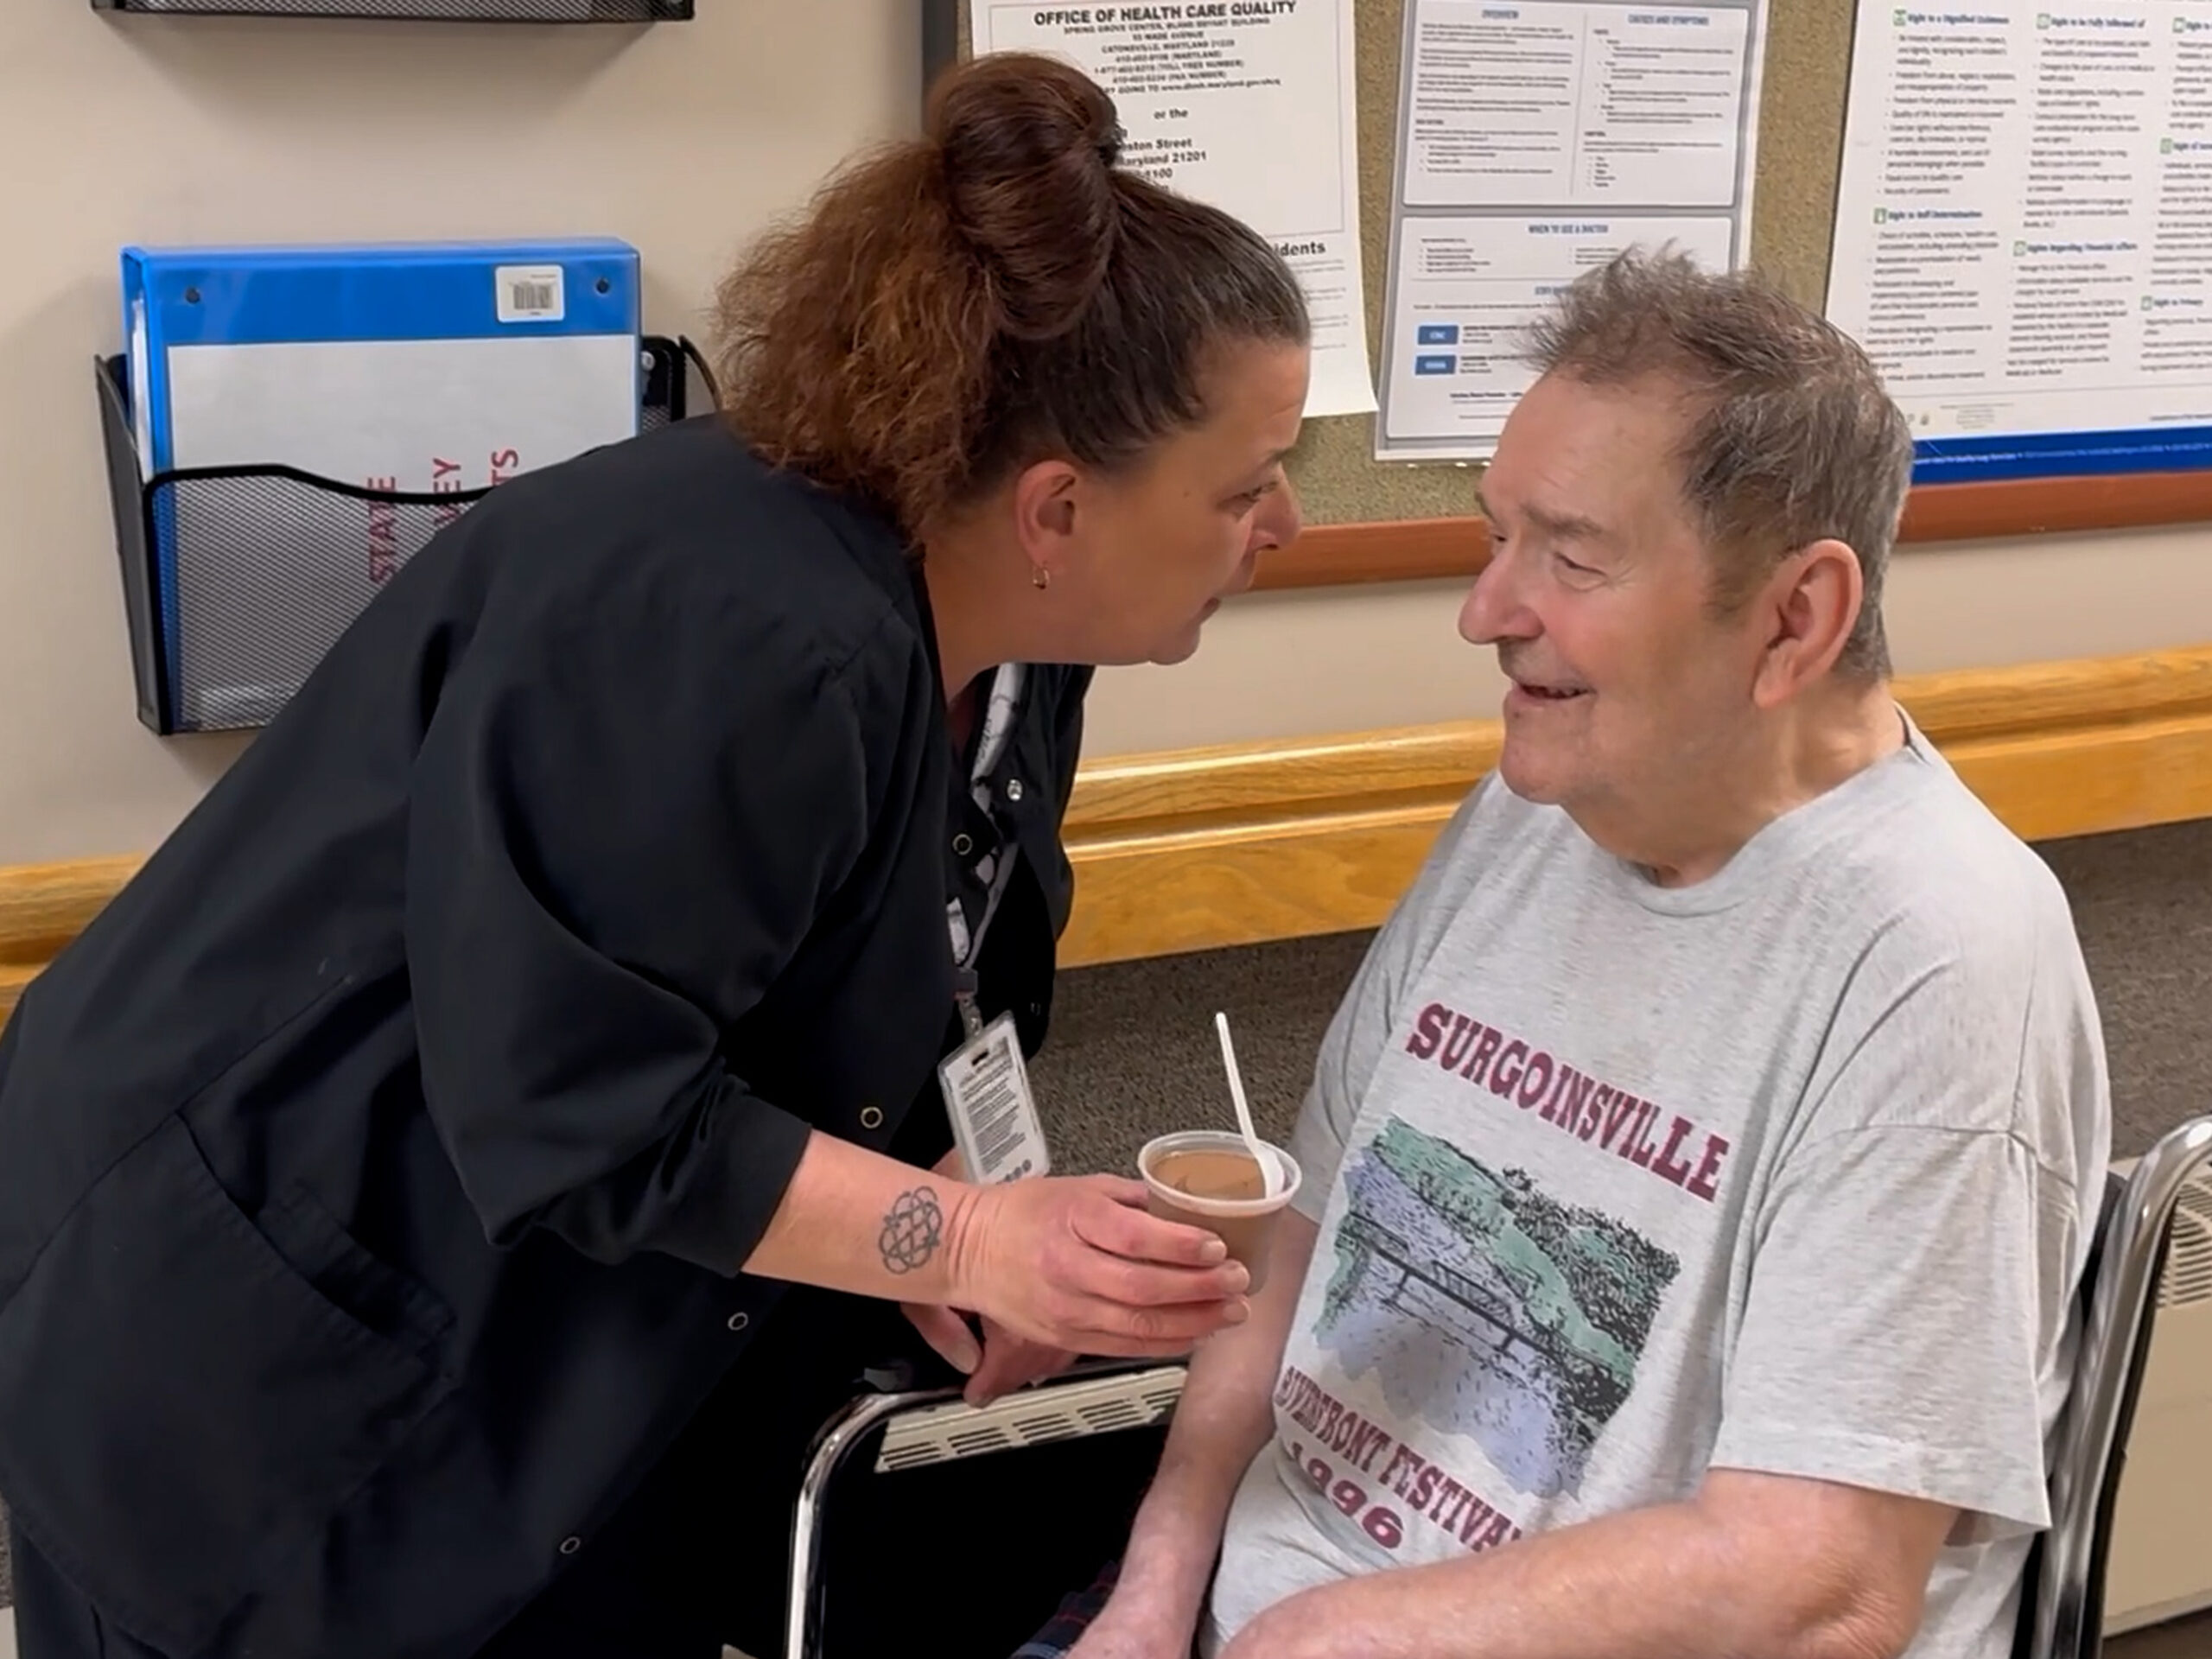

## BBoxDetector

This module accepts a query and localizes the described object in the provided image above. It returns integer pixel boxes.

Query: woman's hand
[965,1315,1077,1400]
[947,1173,1250,1358]
[905,1304,1077,1404]
[743,1136,1243,1342]
[903,1149,1084,1402]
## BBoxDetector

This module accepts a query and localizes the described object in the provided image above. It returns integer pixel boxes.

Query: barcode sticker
[495,264,565,325]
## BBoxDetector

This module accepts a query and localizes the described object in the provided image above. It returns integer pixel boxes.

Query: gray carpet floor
[3,814,2209,1626]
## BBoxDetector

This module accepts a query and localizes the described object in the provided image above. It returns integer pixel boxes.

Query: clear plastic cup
[1137,1129,1303,1293]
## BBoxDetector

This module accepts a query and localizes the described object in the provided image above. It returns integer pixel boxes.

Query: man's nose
[1459,546,1537,646]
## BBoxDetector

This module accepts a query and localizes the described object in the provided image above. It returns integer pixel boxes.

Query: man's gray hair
[1520,247,1914,680]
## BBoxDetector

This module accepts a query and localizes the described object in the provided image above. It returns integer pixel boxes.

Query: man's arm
[1070,784,1497,1652]
[1078,1211,1321,1651]
[1222,1467,1955,1659]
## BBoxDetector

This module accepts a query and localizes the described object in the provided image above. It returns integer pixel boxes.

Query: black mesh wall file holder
[93,0,692,22]
[95,334,708,735]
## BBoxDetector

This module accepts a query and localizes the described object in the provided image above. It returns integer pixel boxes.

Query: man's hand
[1065,1587,1201,1659]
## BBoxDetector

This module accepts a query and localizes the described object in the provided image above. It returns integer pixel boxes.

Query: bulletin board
[941,0,1855,531]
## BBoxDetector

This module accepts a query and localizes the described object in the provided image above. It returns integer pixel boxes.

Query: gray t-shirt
[1205,720,2110,1659]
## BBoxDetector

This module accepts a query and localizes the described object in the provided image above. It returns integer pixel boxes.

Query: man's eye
[1554,551,1596,578]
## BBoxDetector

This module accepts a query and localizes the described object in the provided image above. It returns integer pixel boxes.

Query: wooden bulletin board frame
[929,0,2212,593]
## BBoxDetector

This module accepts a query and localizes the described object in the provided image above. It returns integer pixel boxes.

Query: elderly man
[1049,250,2112,1659]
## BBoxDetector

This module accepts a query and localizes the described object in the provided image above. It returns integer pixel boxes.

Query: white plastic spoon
[1214,1010,1281,1198]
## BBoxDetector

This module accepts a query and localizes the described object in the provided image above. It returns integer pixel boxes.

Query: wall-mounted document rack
[93,0,691,22]
[96,334,713,735]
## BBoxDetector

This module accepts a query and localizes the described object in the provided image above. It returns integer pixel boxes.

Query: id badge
[938,1011,1052,1185]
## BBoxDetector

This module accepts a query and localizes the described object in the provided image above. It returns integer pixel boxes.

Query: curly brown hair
[714,52,1310,538]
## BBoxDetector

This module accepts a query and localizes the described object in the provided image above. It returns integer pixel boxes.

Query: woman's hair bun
[714,47,1306,540]
[926,52,1123,340]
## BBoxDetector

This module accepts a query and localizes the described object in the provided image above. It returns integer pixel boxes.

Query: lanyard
[949,663,1027,1039]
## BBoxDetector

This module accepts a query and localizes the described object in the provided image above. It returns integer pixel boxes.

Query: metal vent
[2158,1172,2212,1310]
[874,1365,1187,1473]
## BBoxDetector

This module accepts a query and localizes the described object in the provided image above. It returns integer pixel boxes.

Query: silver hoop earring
[1033,566,1052,592]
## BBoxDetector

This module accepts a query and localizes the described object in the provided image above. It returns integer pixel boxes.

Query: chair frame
[2024,1115,2212,1659]
[785,1356,1188,1659]
[785,1381,921,1659]
[785,1116,2212,1659]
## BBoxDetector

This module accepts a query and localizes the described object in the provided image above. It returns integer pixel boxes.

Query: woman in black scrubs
[0,50,1309,1659]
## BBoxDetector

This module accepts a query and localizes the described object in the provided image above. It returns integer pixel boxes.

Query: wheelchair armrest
[785,1357,1190,1659]
[869,1357,1188,1473]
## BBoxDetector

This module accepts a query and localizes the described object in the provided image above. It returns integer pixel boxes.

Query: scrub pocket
[0,1114,458,1656]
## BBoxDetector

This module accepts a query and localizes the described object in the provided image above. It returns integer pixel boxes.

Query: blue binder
[121,238,642,474]
[116,238,644,731]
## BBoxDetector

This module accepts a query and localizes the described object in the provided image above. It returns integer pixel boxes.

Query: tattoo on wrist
[880,1186,945,1274]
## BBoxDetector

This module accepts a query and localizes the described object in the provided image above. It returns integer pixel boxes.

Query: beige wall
[0,0,919,868]
[7,4,2212,868]
[1083,521,2212,756]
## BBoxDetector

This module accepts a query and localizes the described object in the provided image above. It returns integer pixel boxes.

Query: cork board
[952,0,1854,527]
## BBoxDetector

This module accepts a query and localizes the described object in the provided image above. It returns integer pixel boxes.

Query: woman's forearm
[741,1128,981,1306]
[744,1129,1257,1368]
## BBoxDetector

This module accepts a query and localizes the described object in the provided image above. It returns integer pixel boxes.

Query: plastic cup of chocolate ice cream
[1137,1129,1302,1293]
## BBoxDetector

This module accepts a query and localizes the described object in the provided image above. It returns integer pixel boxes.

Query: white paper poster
[1376,0,1768,460]
[1826,1,2212,448]
[969,1,1378,418]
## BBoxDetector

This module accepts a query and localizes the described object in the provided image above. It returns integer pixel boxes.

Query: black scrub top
[0,416,1094,1658]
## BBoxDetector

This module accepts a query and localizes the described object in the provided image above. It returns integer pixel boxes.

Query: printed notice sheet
[1376,0,1768,460]
[1827,3,2212,451]
[969,2,1377,416]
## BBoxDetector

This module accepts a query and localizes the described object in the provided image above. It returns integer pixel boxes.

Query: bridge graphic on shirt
[1332,1211,1554,1361]
[1315,1117,1681,1500]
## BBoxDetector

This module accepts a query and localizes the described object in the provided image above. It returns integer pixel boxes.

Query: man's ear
[1008,459,1083,575]
[1751,538,1864,709]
